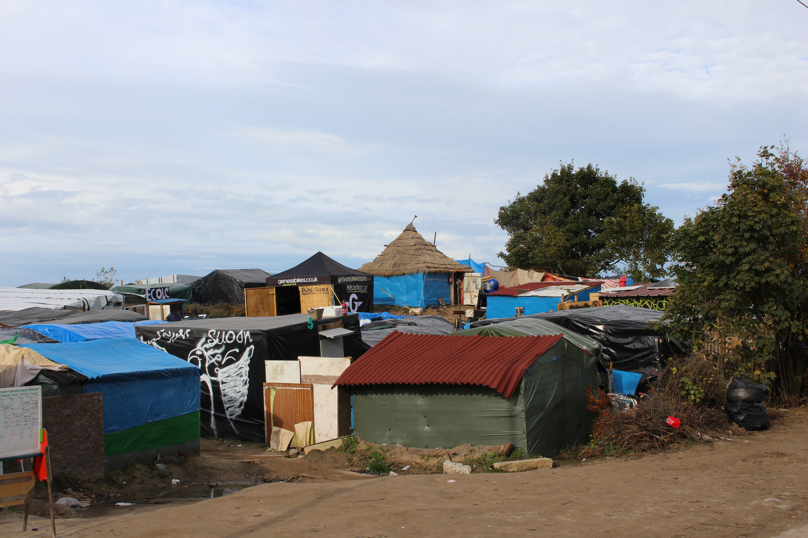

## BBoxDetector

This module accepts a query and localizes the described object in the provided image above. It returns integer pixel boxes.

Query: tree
[663,143,808,405]
[95,267,118,290]
[495,162,673,278]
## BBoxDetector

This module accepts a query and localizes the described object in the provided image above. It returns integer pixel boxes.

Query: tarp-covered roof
[21,337,199,380]
[360,315,456,347]
[22,320,166,343]
[0,308,147,328]
[360,224,472,276]
[0,328,59,344]
[335,332,563,398]
[453,317,601,356]
[0,288,124,312]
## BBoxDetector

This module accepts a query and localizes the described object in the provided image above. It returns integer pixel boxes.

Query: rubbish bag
[726,377,768,403]
[725,400,771,431]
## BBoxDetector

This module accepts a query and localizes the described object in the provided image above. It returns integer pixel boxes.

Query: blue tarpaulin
[373,273,452,308]
[22,338,200,433]
[455,258,485,275]
[612,369,642,395]
[356,312,406,321]
[21,320,166,343]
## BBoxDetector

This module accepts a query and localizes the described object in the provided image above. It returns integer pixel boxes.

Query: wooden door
[245,287,276,317]
[263,383,314,442]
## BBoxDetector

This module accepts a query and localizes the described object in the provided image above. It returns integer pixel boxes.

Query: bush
[366,450,391,475]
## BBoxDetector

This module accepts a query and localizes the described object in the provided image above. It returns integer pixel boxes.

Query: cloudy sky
[1,0,806,286]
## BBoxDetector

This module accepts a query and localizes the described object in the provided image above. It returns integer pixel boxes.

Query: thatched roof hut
[361,224,472,277]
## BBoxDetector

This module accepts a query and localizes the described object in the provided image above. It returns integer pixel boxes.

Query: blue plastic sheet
[486,296,562,318]
[22,337,200,433]
[612,369,642,395]
[21,320,166,343]
[356,312,406,321]
[373,273,451,308]
[455,258,485,275]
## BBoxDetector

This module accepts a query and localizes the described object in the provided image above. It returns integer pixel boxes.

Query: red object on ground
[33,429,48,481]
[666,416,681,429]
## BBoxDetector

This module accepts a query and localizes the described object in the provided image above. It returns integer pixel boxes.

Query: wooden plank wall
[245,287,276,317]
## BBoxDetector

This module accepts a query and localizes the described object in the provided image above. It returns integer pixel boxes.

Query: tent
[136,314,364,442]
[471,305,680,372]
[335,332,599,457]
[255,252,374,316]
[360,223,471,308]
[22,338,201,466]
[0,308,147,328]
[485,281,601,318]
[0,287,124,312]
[192,269,271,304]
[22,320,166,343]
[111,282,194,303]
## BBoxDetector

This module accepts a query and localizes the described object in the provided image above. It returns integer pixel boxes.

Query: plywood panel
[245,287,276,317]
[299,285,331,313]
[299,357,352,443]
[265,360,300,384]
[263,383,314,443]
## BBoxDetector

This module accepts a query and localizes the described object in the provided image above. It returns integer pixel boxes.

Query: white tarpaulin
[0,288,124,311]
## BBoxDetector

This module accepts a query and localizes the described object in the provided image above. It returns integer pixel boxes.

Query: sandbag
[726,377,768,403]
[725,400,771,431]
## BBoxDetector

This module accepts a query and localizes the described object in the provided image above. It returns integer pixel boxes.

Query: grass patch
[340,436,358,454]
[366,449,391,475]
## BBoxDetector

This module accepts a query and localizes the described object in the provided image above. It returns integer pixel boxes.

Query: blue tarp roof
[21,320,166,343]
[455,258,485,275]
[21,337,197,380]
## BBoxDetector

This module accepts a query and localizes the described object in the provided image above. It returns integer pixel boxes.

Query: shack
[137,314,364,443]
[335,331,598,457]
[485,281,601,318]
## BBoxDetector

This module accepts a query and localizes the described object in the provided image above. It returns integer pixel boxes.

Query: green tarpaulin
[104,411,200,456]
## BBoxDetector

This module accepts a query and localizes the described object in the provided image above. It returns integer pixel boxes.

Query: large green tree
[495,162,673,279]
[664,143,808,405]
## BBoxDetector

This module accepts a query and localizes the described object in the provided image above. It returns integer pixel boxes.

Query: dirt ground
[2,409,807,537]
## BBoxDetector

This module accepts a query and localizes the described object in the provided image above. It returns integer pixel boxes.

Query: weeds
[340,436,358,454]
[366,450,391,475]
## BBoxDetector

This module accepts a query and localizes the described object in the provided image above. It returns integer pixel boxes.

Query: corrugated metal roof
[600,282,676,297]
[488,281,584,297]
[333,331,563,398]
[519,284,591,297]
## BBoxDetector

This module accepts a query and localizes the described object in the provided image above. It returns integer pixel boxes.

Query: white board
[0,386,42,459]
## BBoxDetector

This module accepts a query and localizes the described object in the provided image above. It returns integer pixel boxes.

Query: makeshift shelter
[21,320,166,343]
[361,315,456,347]
[598,280,677,311]
[112,282,194,303]
[0,308,147,328]
[453,317,602,357]
[361,224,472,308]
[22,338,201,467]
[252,252,374,316]
[0,288,124,312]
[136,314,364,443]
[0,328,59,345]
[486,281,601,318]
[471,305,680,372]
[192,269,271,304]
[335,332,599,457]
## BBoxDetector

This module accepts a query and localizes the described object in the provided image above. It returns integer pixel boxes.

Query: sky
[1,0,806,286]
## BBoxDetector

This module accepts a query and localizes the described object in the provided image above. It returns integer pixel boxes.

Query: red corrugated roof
[488,281,585,297]
[333,332,563,398]
[601,282,676,298]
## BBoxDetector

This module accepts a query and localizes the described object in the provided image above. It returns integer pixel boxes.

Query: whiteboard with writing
[0,386,42,459]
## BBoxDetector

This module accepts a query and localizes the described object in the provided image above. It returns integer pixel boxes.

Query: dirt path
[2,410,807,538]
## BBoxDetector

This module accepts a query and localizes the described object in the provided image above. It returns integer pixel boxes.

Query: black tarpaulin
[470,305,680,371]
[0,328,60,344]
[136,314,364,442]
[192,269,271,304]
[361,315,456,347]
[266,252,374,313]
[0,307,146,328]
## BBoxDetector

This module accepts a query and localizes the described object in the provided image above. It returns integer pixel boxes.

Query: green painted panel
[104,411,200,456]
[353,385,527,450]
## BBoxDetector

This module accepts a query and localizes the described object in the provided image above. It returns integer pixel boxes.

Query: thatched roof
[360,224,473,276]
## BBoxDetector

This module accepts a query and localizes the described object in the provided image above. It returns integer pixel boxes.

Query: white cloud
[659,181,728,193]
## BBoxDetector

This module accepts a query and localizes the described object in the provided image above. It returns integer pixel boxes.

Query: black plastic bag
[726,377,768,403]
[725,400,771,431]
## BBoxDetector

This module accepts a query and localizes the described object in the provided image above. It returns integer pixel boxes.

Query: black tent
[266,252,374,314]
[470,305,681,372]
[136,314,364,442]
[192,269,271,304]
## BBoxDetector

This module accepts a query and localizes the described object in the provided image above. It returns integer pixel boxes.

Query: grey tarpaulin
[0,328,59,344]
[0,307,146,328]
[361,315,456,347]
